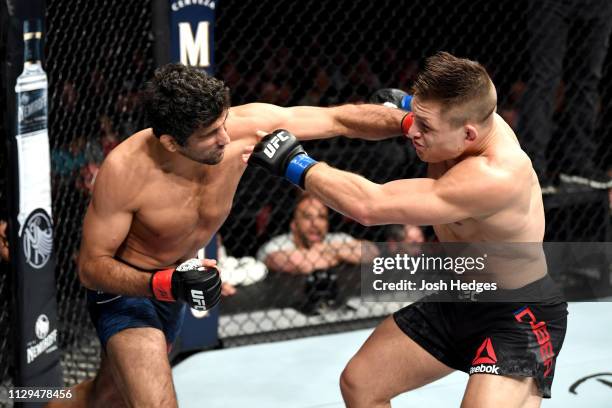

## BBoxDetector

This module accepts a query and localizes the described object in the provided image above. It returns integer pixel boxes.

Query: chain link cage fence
[0,0,610,397]
[43,0,155,389]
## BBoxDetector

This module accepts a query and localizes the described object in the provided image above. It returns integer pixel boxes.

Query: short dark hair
[143,63,230,145]
[386,225,407,242]
[293,192,326,217]
[295,191,315,208]
[411,52,496,127]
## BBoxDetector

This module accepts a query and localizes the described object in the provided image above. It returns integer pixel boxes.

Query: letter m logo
[179,21,210,67]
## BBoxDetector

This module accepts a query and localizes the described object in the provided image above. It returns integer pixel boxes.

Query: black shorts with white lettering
[393,275,568,398]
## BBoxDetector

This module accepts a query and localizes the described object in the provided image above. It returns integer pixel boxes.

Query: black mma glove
[369,88,413,110]
[150,259,221,311]
[248,129,318,188]
[370,88,415,134]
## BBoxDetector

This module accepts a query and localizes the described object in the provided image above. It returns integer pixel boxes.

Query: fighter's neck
[151,137,207,180]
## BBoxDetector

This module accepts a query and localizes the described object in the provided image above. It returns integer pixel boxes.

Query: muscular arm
[228,103,405,143]
[303,159,515,226]
[77,155,151,296]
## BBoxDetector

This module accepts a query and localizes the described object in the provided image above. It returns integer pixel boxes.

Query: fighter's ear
[464,125,478,142]
[159,134,179,152]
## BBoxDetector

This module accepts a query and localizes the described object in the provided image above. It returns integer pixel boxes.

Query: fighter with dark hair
[51,63,407,407]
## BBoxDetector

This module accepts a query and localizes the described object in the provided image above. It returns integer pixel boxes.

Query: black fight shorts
[393,275,567,398]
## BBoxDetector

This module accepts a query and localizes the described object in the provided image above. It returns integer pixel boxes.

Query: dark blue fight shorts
[87,286,186,352]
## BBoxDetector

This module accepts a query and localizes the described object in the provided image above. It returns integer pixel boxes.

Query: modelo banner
[170,0,216,74]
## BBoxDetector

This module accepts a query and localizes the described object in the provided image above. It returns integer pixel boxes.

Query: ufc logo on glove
[263,131,291,158]
[190,289,206,311]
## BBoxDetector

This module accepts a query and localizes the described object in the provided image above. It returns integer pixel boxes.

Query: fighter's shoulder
[226,103,286,140]
[441,156,519,197]
[444,155,510,179]
[228,103,275,118]
[95,132,151,194]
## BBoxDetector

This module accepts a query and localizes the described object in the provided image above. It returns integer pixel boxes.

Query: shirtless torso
[429,114,545,244]
[422,114,548,288]
[103,127,246,269]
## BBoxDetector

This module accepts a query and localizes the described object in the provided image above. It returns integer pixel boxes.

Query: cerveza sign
[171,0,215,12]
[169,0,216,74]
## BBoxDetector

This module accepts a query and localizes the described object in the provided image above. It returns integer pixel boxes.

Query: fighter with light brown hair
[246,51,567,407]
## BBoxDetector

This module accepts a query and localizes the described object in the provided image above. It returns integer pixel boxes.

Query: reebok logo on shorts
[472,337,497,365]
[470,337,500,375]
[470,364,500,375]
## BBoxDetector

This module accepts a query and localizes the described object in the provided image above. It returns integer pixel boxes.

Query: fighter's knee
[340,356,368,396]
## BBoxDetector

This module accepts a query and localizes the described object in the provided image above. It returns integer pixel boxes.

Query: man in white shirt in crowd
[257,193,377,274]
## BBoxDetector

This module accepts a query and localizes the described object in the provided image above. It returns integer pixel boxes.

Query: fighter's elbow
[77,257,97,290]
[77,270,96,290]
[350,202,378,227]
[331,105,358,137]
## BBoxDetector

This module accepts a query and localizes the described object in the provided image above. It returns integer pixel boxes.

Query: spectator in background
[84,133,104,165]
[0,203,10,263]
[69,135,87,170]
[386,224,425,245]
[99,115,119,155]
[385,224,425,256]
[396,59,419,92]
[259,82,281,104]
[61,80,78,113]
[275,81,293,106]
[70,135,89,194]
[299,68,332,106]
[349,56,381,94]
[51,140,74,180]
[257,193,378,274]
[257,80,294,106]
[116,79,142,138]
[517,0,612,189]
[76,115,121,194]
[498,80,526,130]
[0,218,9,263]
[90,69,106,97]
[218,56,241,91]
[78,134,103,194]
[608,168,612,214]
